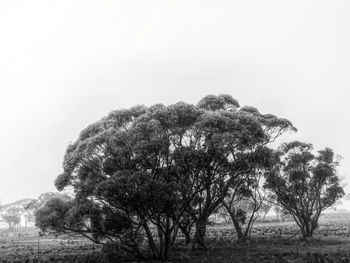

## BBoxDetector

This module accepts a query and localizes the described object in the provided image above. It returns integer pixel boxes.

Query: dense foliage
[34,94,343,260]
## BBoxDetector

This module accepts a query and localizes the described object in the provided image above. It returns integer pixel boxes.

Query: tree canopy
[35,94,302,259]
[264,141,344,239]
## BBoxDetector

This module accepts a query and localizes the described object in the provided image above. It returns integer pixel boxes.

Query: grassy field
[1,214,350,262]
[0,228,97,262]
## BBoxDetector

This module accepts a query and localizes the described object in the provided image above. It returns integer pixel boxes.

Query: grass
[1,214,350,262]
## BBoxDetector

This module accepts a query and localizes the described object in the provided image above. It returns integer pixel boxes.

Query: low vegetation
[1,216,350,262]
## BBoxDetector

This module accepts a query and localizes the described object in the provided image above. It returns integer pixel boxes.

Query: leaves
[264,141,345,238]
[36,94,296,259]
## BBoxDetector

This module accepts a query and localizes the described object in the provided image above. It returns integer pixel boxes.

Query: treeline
[0,193,71,229]
[34,95,344,260]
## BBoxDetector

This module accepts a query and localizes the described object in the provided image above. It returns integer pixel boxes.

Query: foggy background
[0,1,349,209]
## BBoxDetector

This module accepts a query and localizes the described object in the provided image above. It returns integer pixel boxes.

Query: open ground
[1,213,350,262]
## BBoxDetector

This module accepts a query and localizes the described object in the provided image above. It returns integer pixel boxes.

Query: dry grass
[1,214,350,262]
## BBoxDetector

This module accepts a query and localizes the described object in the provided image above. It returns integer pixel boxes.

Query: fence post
[37,231,43,261]
[37,235,40,260]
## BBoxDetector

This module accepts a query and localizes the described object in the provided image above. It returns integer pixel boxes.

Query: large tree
[37,102,205,260]
[35,94,295,259]
[264,141,344,239]
[190,96,295,248]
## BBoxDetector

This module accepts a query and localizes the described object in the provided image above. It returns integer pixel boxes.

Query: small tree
[24,192,71,228]
[2,208,21,230]
[222,172,269,241]
[26,192,71,211]
[222,147,276,241]
[257,201,272,221]
[265,141,344,239]
[0,199,36,229]
[23,212,35,228]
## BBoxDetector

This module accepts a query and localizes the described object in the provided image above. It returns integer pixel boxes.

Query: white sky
[1,0,350,208]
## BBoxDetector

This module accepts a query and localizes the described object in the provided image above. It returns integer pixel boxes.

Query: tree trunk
[179,224,192,244]
[232,217,245,240]
[300,219,317,240]
[192,217,207,250]
[224,204,250,241]
[184,232,192,245]
[143,223,160,259]
[262,211,268,221]
[301,228,314,240]
[159,233,170,261]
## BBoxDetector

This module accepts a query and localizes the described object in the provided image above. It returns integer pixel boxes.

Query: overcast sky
[0,1,350,207]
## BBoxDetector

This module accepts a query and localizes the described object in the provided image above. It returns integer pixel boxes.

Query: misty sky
[0,1,350,206]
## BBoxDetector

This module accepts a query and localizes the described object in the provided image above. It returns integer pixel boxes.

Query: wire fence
[0,232,98,261]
